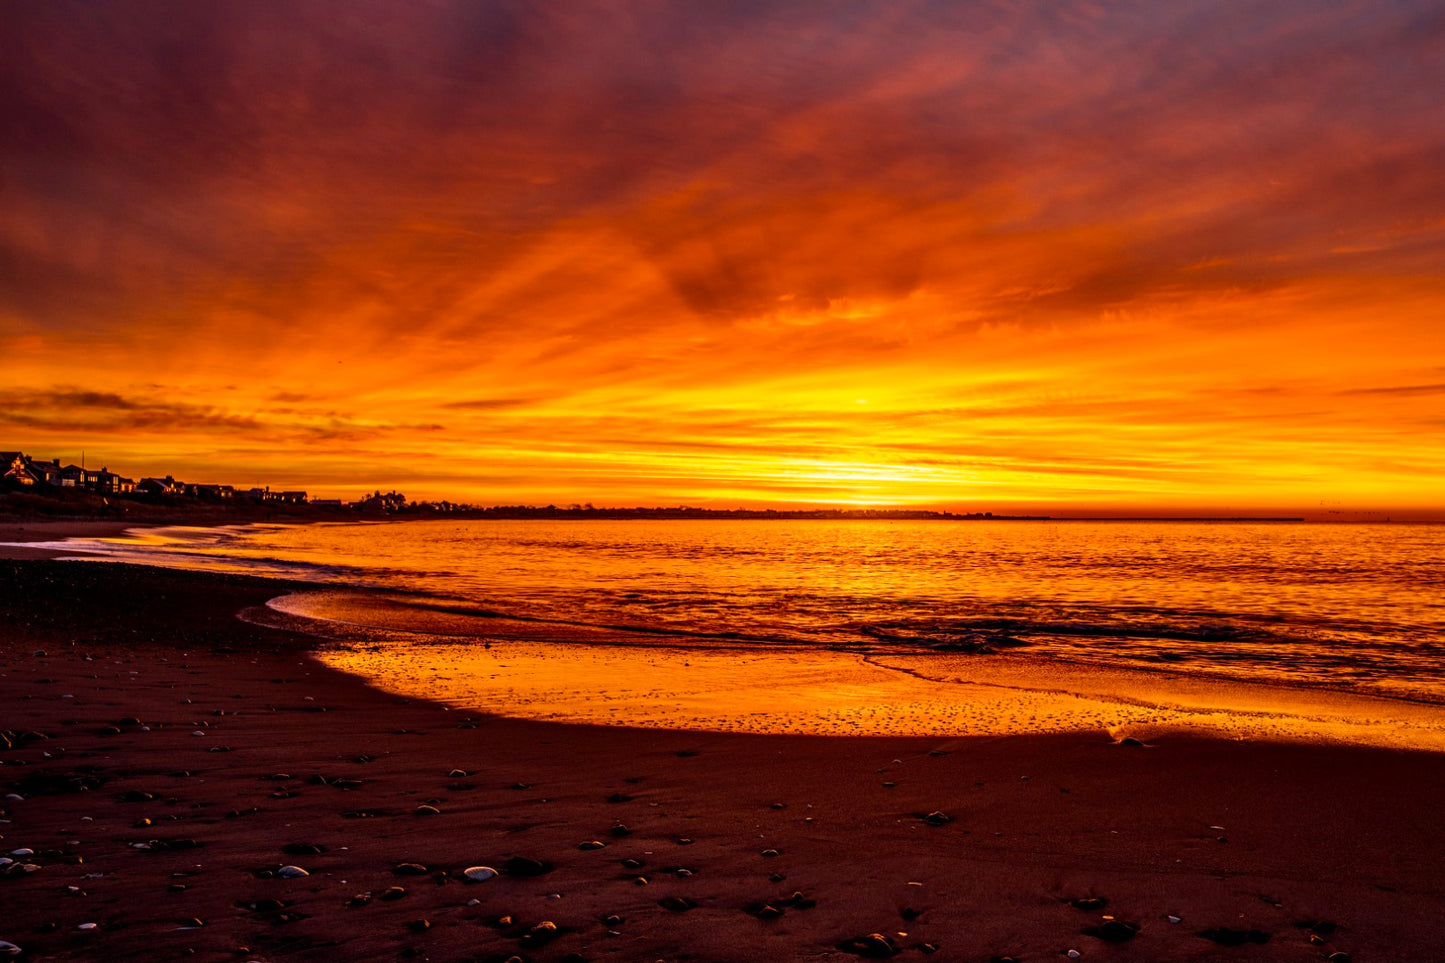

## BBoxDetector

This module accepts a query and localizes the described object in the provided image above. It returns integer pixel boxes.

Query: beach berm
[2,554,1444,960]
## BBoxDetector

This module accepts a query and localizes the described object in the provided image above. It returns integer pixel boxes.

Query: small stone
[609,824,632,837]
[405,919,431,932]
[393,863,429,876]
[606,792,633,803]
[347,894,372,908]
[578,840,607,850]
[1066,951,1081,960]
[379,886,408,901]
[921,811,951,826]
[658,896,697,913]
[1070,897,1108,911]
[620,858,645,869]
[0,942,19,957]
[77,923,98,932]
[414,804,441,816]
[502,856,551,877]
[520,920,559,946]
[760,849,780,858]
[754,904,784,920]
[1095,920,1139,942]
[448,769,468,778]
[1167,915,1181,924]
[462,866,498,882]
[1199,928,1271,947]
[276,865,309,879]
[839,933,897,958]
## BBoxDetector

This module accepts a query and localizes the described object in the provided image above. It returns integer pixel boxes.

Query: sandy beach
[3,541,1445,961]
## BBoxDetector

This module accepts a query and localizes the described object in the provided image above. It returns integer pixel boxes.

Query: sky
[3,0,1443,516]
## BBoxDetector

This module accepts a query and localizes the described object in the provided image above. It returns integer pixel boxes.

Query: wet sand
[265,590,1445,749]
[3,559,1445,961]
[0,521,143,559]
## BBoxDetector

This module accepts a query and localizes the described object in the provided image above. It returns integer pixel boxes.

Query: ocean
[28,517,1445,706]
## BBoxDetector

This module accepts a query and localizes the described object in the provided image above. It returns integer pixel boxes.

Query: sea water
[30,518,1445,697]
[22,518,1445,743]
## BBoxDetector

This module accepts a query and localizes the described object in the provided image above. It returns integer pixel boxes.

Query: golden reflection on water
[275,595,1445,750]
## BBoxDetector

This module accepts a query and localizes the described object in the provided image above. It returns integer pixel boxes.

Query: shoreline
[264,587,1445,750]
[9,519,1445,751]
[2,560,1445,960]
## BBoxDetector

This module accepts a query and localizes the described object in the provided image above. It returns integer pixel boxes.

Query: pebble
[413,804,441,816]
[658,896,697,913]
[502,856,551,878]
[1199,928,1271,946]
[276,865,310,879]
[77,923,98,932]
[760,849,780,858]
[447,769,468,778]
[520,921,559,947]
[393,862,429,876]
[610,824,632,837]
[921,811,951,826]
[0,942,19,957]
[578,840,607,850]
[839,933,897,958]
[462,866,498,882]
[1066,951,1081,960]
[1095,920,1138,942]
[379,886,408,901]
[405,919,431,932]
[1070,897,1108,911]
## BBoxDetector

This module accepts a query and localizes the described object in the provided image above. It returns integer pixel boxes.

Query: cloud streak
[2,1,1443,512]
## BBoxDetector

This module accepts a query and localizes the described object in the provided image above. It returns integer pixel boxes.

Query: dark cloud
[442,397,538,411]
[1340,383,1445,397]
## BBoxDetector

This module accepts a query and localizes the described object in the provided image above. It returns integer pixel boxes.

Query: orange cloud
[2,1,1443,515]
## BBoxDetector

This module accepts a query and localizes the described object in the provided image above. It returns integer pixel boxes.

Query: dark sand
[2,551,1445,961]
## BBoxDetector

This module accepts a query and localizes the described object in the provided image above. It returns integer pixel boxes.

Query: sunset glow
[3,2,1443,515]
